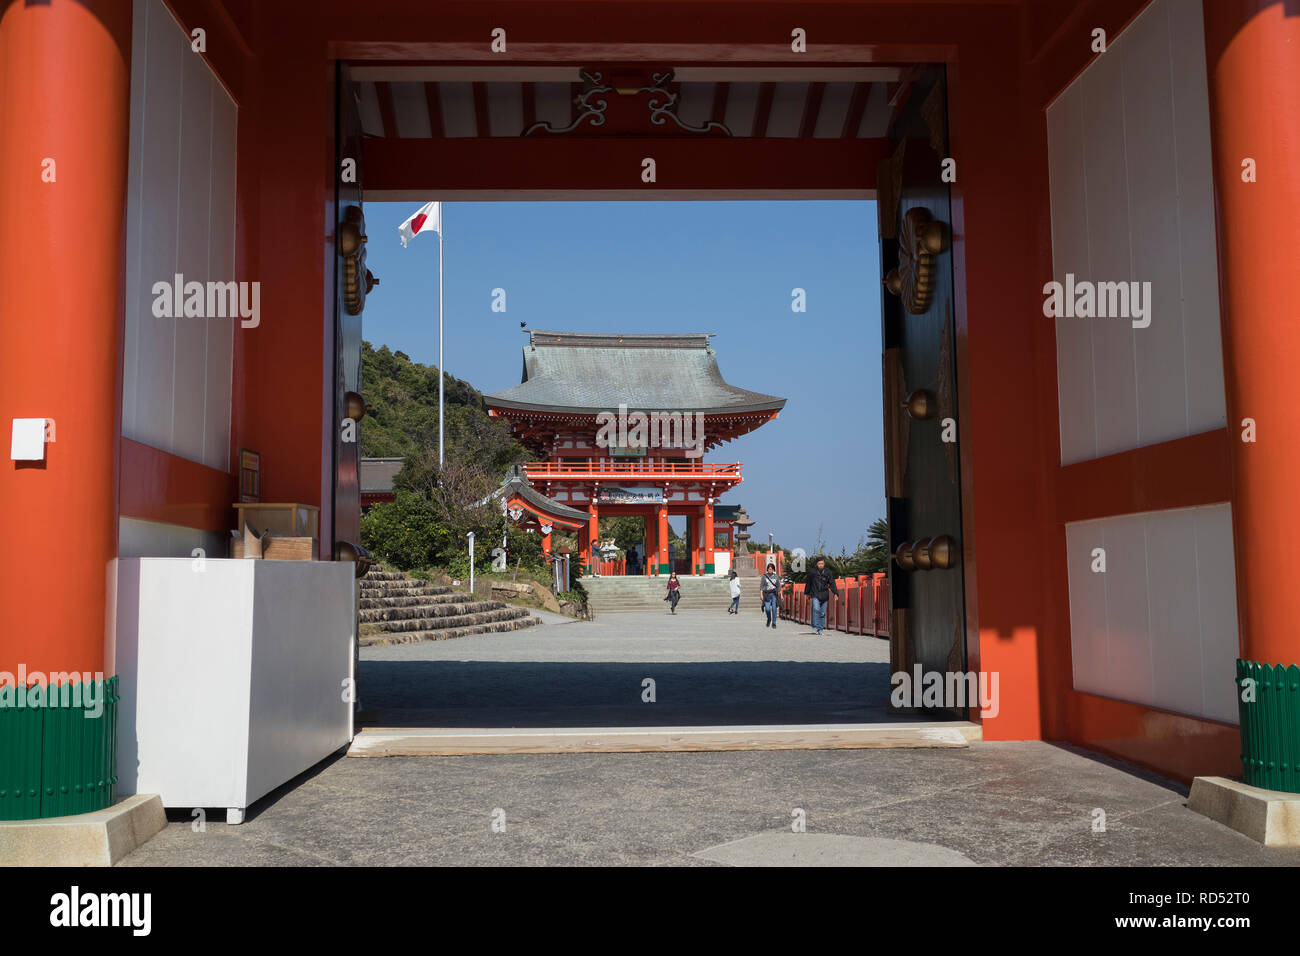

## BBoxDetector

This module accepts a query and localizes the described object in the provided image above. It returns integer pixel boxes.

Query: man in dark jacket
[805,558,839,635]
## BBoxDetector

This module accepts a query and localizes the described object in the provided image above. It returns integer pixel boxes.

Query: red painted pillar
[644,510,656,576]
[0,0,132,677]
[702,499,715,574]
[586,499,599,575]
[1203,1,1300,666]
[688,512,699,575]
[657,504,669,574]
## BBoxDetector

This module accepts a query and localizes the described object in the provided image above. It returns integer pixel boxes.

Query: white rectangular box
[114,558,355,822]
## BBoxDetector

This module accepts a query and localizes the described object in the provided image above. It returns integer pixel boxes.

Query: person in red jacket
[664,571,681,614]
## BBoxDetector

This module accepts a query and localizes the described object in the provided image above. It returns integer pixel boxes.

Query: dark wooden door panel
[879,67,968,717]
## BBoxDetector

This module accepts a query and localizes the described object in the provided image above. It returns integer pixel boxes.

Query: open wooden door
[878,67,969,718]
[329,63,369,560]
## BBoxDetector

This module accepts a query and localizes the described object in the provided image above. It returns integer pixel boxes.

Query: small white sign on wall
[10,418,47,461]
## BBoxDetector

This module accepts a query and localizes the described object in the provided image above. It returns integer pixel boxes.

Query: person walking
[759,563,781,629]
[664,571,681,614]
[727,568,741,614]
[805,557,839,635]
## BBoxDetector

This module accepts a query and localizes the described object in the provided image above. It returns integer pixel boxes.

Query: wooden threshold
[347,721,982,756]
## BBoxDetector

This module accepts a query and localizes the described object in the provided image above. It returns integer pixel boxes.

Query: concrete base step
[348,721,981,756]
[0,794,166,866]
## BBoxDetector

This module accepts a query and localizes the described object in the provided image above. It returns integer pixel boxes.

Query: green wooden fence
[1236,660,1300,794]
[0,677,118,820]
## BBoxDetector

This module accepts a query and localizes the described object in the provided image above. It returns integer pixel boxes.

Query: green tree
[360,340,528,470]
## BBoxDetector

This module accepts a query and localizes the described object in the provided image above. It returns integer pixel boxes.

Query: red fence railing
[524,460,742,479]
[780,573,890,637]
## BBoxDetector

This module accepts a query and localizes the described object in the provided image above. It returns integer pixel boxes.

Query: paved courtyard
[356,606,902,727]
[117,609,1299,866]
[120,742,1299,867]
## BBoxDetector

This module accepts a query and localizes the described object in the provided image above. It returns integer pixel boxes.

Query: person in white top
[727,569,741,614]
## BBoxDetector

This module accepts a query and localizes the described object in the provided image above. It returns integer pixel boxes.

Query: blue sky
[363,200,884,555]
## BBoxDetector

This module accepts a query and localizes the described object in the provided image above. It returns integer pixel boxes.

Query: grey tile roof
[360,457,404,494]
[493,464,589,524]
[485,330,787,415]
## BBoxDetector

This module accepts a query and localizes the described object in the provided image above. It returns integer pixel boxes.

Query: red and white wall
[1045,0,1240,731]
[119,0,238,559]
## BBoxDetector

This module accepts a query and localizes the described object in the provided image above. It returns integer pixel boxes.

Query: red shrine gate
[485,331,784,576]
[3,0,1297,817]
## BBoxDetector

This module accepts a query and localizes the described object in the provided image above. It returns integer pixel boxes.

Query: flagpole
[438,208,444,467]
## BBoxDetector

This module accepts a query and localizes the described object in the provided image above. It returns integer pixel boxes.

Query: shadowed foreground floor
[120,742,1300,866]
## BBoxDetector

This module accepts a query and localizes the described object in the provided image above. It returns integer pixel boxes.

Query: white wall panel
[1123,7,1189,449]
[1047,0,1226,465]
[122,0,237,478]
[129,0,183,451]
[204,90,237,472]
[1100,515,1151,704]
[119,517,226,561]
[1049,82,1098,465]
[1193,505,1241,723]
[1081,49,1141,460]
[1066,503,1239,723]
[1064,518,1109,693]
[1168,2,1228,435]
[173,52,214,463]
[1144,509,1202,714]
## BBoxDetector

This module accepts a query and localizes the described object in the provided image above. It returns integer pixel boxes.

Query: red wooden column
[644,508,656,576]
[1203,1,1300,667]
[585,498,599,574]
[702,499,715,574]
[656,504,669,574]
[0,0,132,677]
[685,512,694,574]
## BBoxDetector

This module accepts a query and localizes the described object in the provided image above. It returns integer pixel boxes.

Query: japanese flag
[398,201,441,247]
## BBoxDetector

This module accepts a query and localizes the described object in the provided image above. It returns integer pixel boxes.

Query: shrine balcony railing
[523,460,743,480]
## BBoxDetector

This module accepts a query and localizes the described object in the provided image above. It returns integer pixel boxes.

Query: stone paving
[119,743,1300,866]
[355,605,898,727]
[117,608,1300,866]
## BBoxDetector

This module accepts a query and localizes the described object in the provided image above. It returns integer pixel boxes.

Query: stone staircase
[582,574,733,614]
[358,569,540,646]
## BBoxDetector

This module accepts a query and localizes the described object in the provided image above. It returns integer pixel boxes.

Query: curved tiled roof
[485,330,787,416]
[491,464,589,525]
